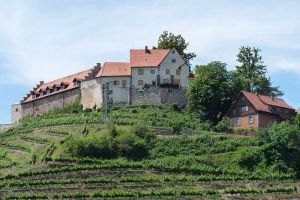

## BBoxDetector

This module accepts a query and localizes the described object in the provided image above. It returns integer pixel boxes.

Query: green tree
[156,31,196,66]
[187,61,234,123]
[235,46,282,96]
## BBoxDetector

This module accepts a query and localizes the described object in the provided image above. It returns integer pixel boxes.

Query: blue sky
[0,0,300,123]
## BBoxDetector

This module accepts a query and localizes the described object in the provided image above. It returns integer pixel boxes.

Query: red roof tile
[242,90,294,113]
[130,49,170,67]
[96,62,131,77]
[23,68,93,103]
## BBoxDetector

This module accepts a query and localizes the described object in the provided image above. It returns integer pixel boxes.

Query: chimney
[145,46,149,53]
[255,91,258,96]
[272,96,275,101]
[39,81,44,85]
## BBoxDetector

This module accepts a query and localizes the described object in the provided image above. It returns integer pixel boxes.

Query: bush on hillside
[237,121,300,174]
[61,125,153,160]
[212,119,233,133]
[131,124,156,144]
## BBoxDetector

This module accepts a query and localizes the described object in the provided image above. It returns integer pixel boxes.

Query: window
[50,88,54,93]
[171,58,176,63]
[241,106,248,112]
[138,80,144,85]
[150,69,155,74]
[248,116,254,124]
[163,79,169,84]
[15,108,19,112]
[122,80,127,86]
[166,69,170,75]
[176,69,181,75]
[74,81,80,87]
[113,80,120,85]
[175,79,180,85]
[152,80,156,86]
[172,49,175,54]
[61,84,67,90]
[138,69,144,75]
[242,96,246,102]
[236,117,241,126]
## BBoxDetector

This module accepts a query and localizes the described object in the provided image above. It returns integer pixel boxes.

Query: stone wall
[21,88,80,118]
[131,87,187,106]
[0,124,14,132]
[81,78,103,109]
[11,103,22,124]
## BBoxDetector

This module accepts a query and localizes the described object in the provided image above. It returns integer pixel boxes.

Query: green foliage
[188,62,235,123]
[212,119,233,133]
[156,31,196,65]
[150,134,256,158]
[236,147,263,170]
[257,122,300,172]
[235,46,282,96]
[61,126,151,160]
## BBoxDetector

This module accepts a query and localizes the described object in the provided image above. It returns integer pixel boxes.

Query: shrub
[131,124,155,140]
[61,126,150,160]
[212,119,232,133]
[169,117,185,134]
[236,147,263,170]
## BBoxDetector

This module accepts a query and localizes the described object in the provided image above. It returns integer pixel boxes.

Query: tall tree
[236,46,282,96]
[156,31,196,66]
[187,61,234,123]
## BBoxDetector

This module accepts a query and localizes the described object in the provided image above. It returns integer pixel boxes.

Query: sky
[0,0,300,124]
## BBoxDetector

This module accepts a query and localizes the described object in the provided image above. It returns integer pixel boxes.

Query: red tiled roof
[23,68,93,103]
[96,62,131,77]
[130,49,170,67]
[242,90,294,113]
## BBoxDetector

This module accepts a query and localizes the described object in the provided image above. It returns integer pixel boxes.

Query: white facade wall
[131,67,158,89]
[98,76,131,105]
[158,48,189,88]
[178,64,190,88]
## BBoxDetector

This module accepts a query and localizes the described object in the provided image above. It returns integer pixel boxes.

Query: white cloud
[0,0,300,86]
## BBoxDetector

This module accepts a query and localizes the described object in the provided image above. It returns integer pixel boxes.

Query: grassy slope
[0,105,299,199]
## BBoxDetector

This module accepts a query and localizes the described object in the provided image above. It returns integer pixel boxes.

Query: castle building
[11,47,191,123]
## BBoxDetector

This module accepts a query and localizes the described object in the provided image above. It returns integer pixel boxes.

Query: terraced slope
[0,105,299,199]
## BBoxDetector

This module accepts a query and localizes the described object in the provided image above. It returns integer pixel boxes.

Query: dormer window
[73,81,81,87]
[46,88,51,94]
[60,83,69,90]
[50,88,54,93]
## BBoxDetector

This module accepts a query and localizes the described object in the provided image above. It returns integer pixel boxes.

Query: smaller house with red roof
[227,91,296,129]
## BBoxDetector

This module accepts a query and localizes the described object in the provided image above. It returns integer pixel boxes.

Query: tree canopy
[187,61,234,123]
[235,46,283,96]
[156,31,196,66]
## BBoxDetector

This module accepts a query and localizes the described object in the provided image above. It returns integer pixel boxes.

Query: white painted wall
[98,76,131,105]
[131,67,158,89]
[158,48,189,88]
